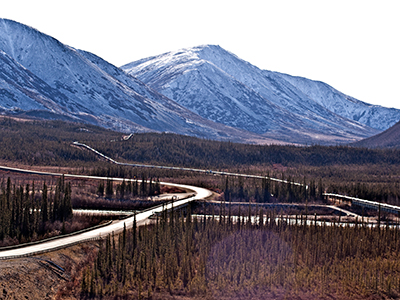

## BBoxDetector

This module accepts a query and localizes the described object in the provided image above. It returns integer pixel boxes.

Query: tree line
[223,175,324,203]
[2,116,399,207]
[96,175,161,199]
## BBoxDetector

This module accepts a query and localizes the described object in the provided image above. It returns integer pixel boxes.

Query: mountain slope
[0,19,179,131]
[0,49,64,113]
[122,45,390,144]
[0,19,278,144]
[351,121,400,148]
[277,73,400,131]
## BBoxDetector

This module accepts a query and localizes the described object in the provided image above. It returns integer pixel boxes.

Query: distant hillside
[352,121,400,148]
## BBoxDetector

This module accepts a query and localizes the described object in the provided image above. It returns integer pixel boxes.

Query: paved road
[206,200,363,218]
[325,193,400,214]
[0,167,212,260]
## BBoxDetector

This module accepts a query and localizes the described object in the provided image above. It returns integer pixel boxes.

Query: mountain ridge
[125,44,398,131]
[123,44,390,144]
[0,19,278,144]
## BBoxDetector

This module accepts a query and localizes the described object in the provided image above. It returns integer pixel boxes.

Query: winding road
[0,166,212,260]
[2,141,398,259]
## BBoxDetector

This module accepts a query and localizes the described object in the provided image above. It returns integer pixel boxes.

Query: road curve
[0,166,212,260]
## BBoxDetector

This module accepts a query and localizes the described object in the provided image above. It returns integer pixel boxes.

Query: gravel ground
[0,242,98,300]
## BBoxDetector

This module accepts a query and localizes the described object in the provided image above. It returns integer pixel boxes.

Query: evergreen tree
[63,182,73,220]
[97,181,105,197]
[106,179,113,198]
[318,178,324,200]
[41,182,48,225]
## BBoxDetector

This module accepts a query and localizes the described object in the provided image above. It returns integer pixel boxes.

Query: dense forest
[91,132,400,168]
[0,117,114,165]
[2,116,400,169]
[0,176,72,245]
[63,206,400,299]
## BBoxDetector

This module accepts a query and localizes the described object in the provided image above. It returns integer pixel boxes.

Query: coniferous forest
[0,176,73,245]
[69,206,400,299]
[1,117,400,169]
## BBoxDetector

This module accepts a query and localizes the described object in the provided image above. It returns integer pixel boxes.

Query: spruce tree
[41,182,48,226]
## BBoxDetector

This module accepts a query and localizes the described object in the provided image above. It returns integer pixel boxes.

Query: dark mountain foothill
[352,120,400,148]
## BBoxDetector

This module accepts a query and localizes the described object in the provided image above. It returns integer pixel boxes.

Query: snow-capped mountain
[123,45,400,144]
[0,19,276,143]
[1,19,396,146]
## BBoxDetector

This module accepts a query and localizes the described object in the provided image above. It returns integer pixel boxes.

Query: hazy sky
[2,0,399,109]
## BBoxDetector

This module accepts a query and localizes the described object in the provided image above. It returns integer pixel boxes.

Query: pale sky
[2,0,399,109]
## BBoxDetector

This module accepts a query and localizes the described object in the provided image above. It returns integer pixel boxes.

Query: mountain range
[0,19,273,144]
[1,19,399,145]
